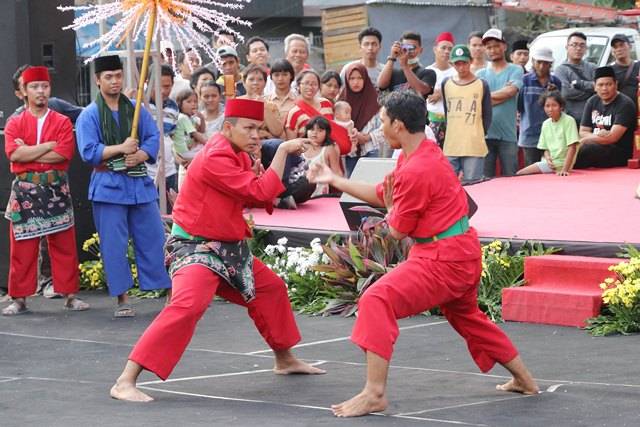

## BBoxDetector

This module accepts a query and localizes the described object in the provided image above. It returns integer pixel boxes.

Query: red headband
[224,99,264,121]
[22,66,50,85]
[435,32,455,45]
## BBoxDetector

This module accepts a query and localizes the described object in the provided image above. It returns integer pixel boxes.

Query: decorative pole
[131,2,157,140]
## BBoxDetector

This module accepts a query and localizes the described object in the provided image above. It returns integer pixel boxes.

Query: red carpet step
[502,255,619,328]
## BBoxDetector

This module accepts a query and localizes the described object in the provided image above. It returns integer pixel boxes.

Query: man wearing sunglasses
[378,31,436,98]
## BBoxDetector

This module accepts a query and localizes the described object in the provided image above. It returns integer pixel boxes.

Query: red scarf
[294,99,351,155]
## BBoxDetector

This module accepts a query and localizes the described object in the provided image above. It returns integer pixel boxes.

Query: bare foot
[110,381,154,402]
[332,390,388,417]
[273,359,326,375]
[496,378,539,395]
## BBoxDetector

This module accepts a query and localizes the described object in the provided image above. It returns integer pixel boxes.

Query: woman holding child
[285,70,351,155]
[339,63,385,176]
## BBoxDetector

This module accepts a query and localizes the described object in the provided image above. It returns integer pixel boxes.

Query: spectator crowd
[3,25,639,313]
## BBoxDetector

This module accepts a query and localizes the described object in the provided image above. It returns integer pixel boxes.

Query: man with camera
[555,31,597,124]
[377,31,436,98]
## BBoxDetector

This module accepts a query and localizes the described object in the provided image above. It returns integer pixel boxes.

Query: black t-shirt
[580,92,636,161]
[611,61,640,106]
[382,64,436,97]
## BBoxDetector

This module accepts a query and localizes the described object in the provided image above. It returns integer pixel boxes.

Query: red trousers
[8,225,79,298]
[129,259,302,380]
[351,256,519,372]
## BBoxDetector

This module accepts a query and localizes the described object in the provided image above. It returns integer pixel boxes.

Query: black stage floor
[1,291,639,426]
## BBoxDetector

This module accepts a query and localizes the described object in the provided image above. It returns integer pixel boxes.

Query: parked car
[527,27,640,70]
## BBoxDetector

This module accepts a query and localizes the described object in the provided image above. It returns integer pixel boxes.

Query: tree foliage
[594,0,636,10]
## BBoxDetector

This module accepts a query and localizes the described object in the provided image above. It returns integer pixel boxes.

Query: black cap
[511,39,529,52]
[594,66,616,81]
[610,33,629,46]
[94,55,123,74]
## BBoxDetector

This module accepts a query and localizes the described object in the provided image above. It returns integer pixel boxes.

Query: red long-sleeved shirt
[4,109,75,173]
[172,133,284,241]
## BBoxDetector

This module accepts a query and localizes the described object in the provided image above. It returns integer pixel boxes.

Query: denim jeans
[448,156,485,183]
[484,139,518,177]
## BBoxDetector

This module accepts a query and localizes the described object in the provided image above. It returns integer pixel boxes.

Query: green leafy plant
[586,256,640,336]
[79,233,166,299]
[311,209,411,316]
[479,240,558,322]
[260,237,339,314]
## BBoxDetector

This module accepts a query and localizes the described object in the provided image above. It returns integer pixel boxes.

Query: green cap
[450,44,471,63]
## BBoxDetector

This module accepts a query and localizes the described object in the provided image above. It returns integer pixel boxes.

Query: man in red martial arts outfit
[110,98,324,402]
[308,91,539,417]
[2,66,89,315]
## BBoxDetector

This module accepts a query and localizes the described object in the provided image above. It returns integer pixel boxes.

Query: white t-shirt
[426,65,456,117]
[37,110,50,144]
[146,135,177,180]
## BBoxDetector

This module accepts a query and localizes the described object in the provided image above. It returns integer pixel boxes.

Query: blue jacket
[75,100,159,205]
[517,72,562,148]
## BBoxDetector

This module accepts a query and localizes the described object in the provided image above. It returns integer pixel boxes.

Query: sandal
[64,297,90,311]
[2,301,29,316]
[114,303,135,318]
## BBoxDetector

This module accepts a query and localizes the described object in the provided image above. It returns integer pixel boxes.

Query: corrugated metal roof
[304,0,491,10]
[366,0,491,5]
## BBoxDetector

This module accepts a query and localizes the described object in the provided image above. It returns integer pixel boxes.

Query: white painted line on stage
[0,331,129,347]
[546,383,564,393]
[138,361,328,386]
[392,415,488,426]
[138,368,274,386]
[138,386,487,426]
[25,376,111,385]
[0,378,20,384]
[246,320,449,355]
[4,331,639,390]
[397,394,535,416]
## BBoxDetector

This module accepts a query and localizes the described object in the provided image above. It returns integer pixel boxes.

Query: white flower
[277,237,288,246]
[264,245,276,257]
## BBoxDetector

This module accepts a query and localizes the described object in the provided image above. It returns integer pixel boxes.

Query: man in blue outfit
[75,55,171,317]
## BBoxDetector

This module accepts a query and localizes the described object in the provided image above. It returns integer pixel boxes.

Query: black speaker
[338,157,478,232]
[0,0,77,129]
[0,133,12,291]
[339,158,395,231]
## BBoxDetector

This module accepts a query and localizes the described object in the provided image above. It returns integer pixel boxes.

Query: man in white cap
[476,28,523,177]
[517,46,562,166]
[215,45,246,97]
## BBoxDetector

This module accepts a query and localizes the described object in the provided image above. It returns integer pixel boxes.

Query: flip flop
[2,301,30,316]
[64,298,90,311]
[114,303,135,318]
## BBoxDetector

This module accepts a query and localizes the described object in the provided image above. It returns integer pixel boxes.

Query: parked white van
[528,27,640,69]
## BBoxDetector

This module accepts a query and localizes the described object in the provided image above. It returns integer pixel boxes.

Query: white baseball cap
[160,40,174,52]
[482,28,505,44]
[532,46,554,63]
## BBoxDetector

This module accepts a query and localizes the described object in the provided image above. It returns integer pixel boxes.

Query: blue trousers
[447,156,485,184]
[92,201,171,297]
